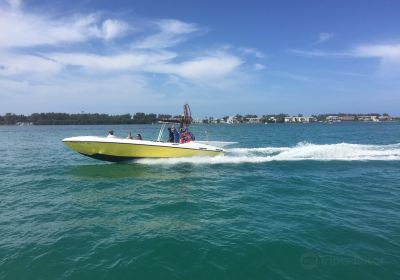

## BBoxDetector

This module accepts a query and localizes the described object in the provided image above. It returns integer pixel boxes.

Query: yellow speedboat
[63,136,224,162]
[63,104,235,162]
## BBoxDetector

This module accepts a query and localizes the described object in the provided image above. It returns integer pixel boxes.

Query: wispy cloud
[0,3,130,48]
[291,43,400,77]
[351,44,400,77]
[0,52,61,76]
[148,52,243,81]
[132,19,201,49]
[0,74,165,113]
[292,43,400,60]
[99,19,129,40]
[351,44,400,59]
[45,50,243,84]
[313,32,334,45]
[238,47,264,58]
[0,0,266,113]
[289,49,345,57]
[47,51,176,72]
[0,1,248,85]
[253,63,265,71]
[5,0,21,10]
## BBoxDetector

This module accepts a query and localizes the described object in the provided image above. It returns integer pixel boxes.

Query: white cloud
[0,52,61,76]
[352,44,400,59]
[0,2,258,112]
[99,19,129,40]
[132,19,200,49]
[46,50,243,84]
[289,49,345,57]
[0,7,129,48]
[5,0,21,10]
[291,43,400,77]
[313,32,334,45]
[0,74,166,114]
[254,63,265,71]
[160,19,198,34]
[292,43,400,60]
[239,47,264,58]
[48,51,176,71]
[351,44,400,77]
[148,53,243,81]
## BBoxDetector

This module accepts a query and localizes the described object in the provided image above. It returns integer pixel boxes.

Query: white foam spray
[136,142,400,165]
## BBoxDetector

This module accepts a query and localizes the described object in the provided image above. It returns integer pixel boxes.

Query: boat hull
[63,136,223,162]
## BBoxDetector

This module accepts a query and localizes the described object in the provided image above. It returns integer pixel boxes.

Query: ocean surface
[1,122,400,279]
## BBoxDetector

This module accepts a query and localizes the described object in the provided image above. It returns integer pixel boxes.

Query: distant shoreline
[1,112,398,125]
[2,121,399,126]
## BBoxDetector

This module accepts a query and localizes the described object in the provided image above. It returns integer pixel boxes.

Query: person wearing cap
[179,127,193,144]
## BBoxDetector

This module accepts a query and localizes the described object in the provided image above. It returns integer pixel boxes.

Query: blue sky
[1,0,400,116]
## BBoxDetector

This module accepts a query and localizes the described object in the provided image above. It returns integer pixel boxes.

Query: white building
[284,116,315,123]
[339,115,356,121]
[379,115,392,121]
[358,115,379,122]
[227,116,240,124]
[192,118,203,124]
[326,115,340,122]
[246,117,262,124]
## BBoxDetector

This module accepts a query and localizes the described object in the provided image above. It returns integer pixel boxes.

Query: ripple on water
[1,124,400,279]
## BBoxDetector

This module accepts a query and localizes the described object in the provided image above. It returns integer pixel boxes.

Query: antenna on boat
[156,103,192,142]
[182,103,192,128]
[158,103,192,126]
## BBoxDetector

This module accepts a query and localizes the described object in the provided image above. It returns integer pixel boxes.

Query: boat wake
[136,142,400,165]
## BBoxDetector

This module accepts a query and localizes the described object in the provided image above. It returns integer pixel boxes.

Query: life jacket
[179,131,192,143]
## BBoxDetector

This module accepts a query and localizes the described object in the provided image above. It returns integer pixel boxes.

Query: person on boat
[167,127,174,142]
[107,130,116,138]
[173,127,179,143]
[135,133,143,140]
[127,132,133,139]
[179,127,193,144]
[189,131,195,141]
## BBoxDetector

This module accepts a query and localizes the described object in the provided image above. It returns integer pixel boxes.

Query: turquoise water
[1,123,400,279]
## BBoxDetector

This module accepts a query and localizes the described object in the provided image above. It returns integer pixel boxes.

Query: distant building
[192,118,203,124]
[326,116,340,122]
[246,117,261,124]
[16,122,33,126]
[227,116,240,124]
[306,116,317,123]
[340,115,355,121]
[358,115,379,122]
[284,116,316,123]
[379,115,392,121]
